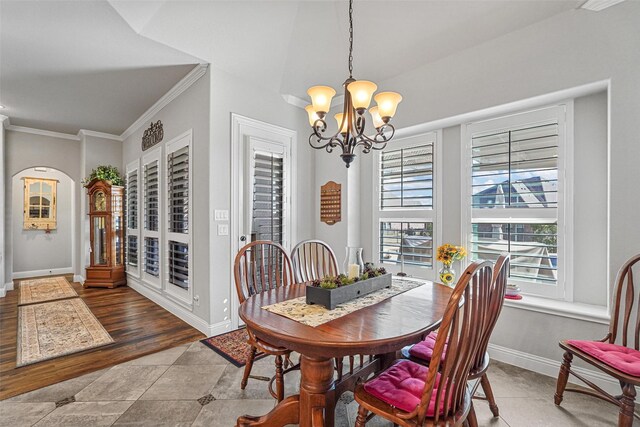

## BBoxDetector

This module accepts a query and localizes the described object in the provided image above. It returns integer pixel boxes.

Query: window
[166,132,191,300]
[23,177,57,230]
[464,105,570,299]
[125,164,139,271]
[251,151,284,244]
[142,149,161,287]
[374,132,440,278]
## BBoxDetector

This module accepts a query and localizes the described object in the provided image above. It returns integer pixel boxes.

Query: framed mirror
[23,177,57,230]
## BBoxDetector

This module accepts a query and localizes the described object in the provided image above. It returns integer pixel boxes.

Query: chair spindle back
[400,260,493,425]
[234,240,294,304]
[290,239,338,283]
[471,253,510,370]
[608,254,640,349]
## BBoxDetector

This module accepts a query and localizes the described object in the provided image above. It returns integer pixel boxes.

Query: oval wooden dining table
[237,279,453,427]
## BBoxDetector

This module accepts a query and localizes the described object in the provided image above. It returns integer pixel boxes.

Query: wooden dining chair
[555,254,640,427]
[234,240,296,402]
[290,239,338,283]
[400,254,510,418]
[354,260,494,427]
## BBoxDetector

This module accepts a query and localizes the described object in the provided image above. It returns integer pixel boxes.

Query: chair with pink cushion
[400,254,510,418]
[555,253,640,427]
[353,260,494,427]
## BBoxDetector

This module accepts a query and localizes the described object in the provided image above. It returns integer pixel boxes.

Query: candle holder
[343,247,364,279]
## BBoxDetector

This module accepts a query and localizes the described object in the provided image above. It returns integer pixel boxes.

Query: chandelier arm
[308,133,344,153]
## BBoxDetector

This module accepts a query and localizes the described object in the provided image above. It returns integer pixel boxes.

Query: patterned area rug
[17,298,114,367]
[201,328,267,367]
[18,276,78,306]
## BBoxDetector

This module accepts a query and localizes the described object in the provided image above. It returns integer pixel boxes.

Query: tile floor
[0,340,619,426]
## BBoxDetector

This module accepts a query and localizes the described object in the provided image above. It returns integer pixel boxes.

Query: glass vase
[343,247,364,279]
[439,262,456,287]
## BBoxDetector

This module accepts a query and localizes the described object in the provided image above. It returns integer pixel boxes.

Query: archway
[9,167,76,279]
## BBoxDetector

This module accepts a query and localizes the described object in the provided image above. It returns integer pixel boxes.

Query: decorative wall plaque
[320,181,341,225]
[142,120,164,151]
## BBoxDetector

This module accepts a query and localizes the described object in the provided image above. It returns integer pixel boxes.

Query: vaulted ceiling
[1,0,586,135]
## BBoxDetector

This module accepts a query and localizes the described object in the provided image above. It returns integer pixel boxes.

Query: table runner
[262,277,426,327]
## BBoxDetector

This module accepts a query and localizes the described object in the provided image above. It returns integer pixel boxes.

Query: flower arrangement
[436,244,467,267]
[311,266,387,290]
[83,165,124,186]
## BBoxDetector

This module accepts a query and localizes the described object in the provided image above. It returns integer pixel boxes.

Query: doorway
[230,114,296,329]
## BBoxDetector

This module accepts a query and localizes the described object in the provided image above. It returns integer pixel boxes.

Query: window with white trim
[142,149,161,287]
[464,105,570,299]
[374,132,440,278]
[166,135,191,297]
[125,162,139,273]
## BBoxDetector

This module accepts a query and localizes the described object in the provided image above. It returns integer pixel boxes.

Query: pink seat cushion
[409,332,446,362]
[567,340,640,377]
[363,359,449,415]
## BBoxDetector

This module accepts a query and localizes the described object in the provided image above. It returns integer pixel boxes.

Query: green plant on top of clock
[83,165,124,186]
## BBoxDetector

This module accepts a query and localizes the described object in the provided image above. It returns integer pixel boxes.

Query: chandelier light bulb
[334,113,348,134]
[374,92,403,121]
[347,80,377,112]
[368,106,385,129]
[305,105,321,127]
[307,85,336,116]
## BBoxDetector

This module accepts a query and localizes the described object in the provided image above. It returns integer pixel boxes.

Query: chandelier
[306,0,402,168]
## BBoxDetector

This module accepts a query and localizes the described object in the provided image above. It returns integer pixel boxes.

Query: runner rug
[201,328,268,367]
[18,276,78,306]
[262,277,426,327]
[17,298,114,367]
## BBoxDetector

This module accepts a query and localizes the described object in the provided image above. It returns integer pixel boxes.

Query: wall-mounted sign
[320,181,341,225]
[142,120,164,151]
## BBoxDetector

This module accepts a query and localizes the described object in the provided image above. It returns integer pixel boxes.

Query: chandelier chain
[348,0,354,78]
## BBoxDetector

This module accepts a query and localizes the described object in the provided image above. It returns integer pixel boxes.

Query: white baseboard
[1,281,14,297]
[12,267,73,280]
[127,277,226,337]
[488,343,619,395]
[74,275,85,284]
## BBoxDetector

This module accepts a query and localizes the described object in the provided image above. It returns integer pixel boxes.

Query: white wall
[11,168,74,275]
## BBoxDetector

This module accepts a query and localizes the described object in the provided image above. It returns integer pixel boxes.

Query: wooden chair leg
[467,403,478,427]
[241,346,257,390]
[480,373,499,417]
[275,355,284,402]
[555,351,573,405]
[355,406,368,427]
[619,382,636,427]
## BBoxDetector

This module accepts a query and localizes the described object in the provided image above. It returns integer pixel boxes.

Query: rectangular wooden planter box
[306,273,393,310]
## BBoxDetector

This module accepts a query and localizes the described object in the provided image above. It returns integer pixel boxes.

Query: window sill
[503,295,610,325]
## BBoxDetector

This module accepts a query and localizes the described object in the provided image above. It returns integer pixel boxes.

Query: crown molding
[580,0,625,11]
[281,94,307,110]
[5,124,80,141]
[120,63,209,141]
[77,129,122,142]
[0,115,9,124]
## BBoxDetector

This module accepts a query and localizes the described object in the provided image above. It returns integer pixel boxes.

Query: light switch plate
[214,210,229,221]
[217,224,229,236]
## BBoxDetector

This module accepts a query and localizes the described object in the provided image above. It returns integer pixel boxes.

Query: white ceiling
[0,1,201,135]
[115,0,582,101]
[1,0,585,135]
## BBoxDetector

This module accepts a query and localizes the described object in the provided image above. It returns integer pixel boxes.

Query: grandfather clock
[85,178,126,288]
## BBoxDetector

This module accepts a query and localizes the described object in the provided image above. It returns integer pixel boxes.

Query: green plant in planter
[83,165,124,186]
[311,267,387,289]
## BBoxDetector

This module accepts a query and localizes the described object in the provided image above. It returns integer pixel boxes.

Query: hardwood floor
[0,277,205,400]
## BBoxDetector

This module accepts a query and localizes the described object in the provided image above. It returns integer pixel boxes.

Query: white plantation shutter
[380,144,433,209]
[144,161,159,232]
[141,149,161,287]
[144,237,160,277]
[466,105,567,299]
[251,151,284,245]
[126,167,139,269]
[166,133,191,299]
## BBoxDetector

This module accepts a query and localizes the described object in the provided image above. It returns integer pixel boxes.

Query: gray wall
[122,68,212,323]
[4,130,83,283]
[208,65,314,328]
[316,2,637,369]
[12,168,74,274]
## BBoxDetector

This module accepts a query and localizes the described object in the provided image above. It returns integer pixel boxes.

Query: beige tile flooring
[0,340,619,426]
